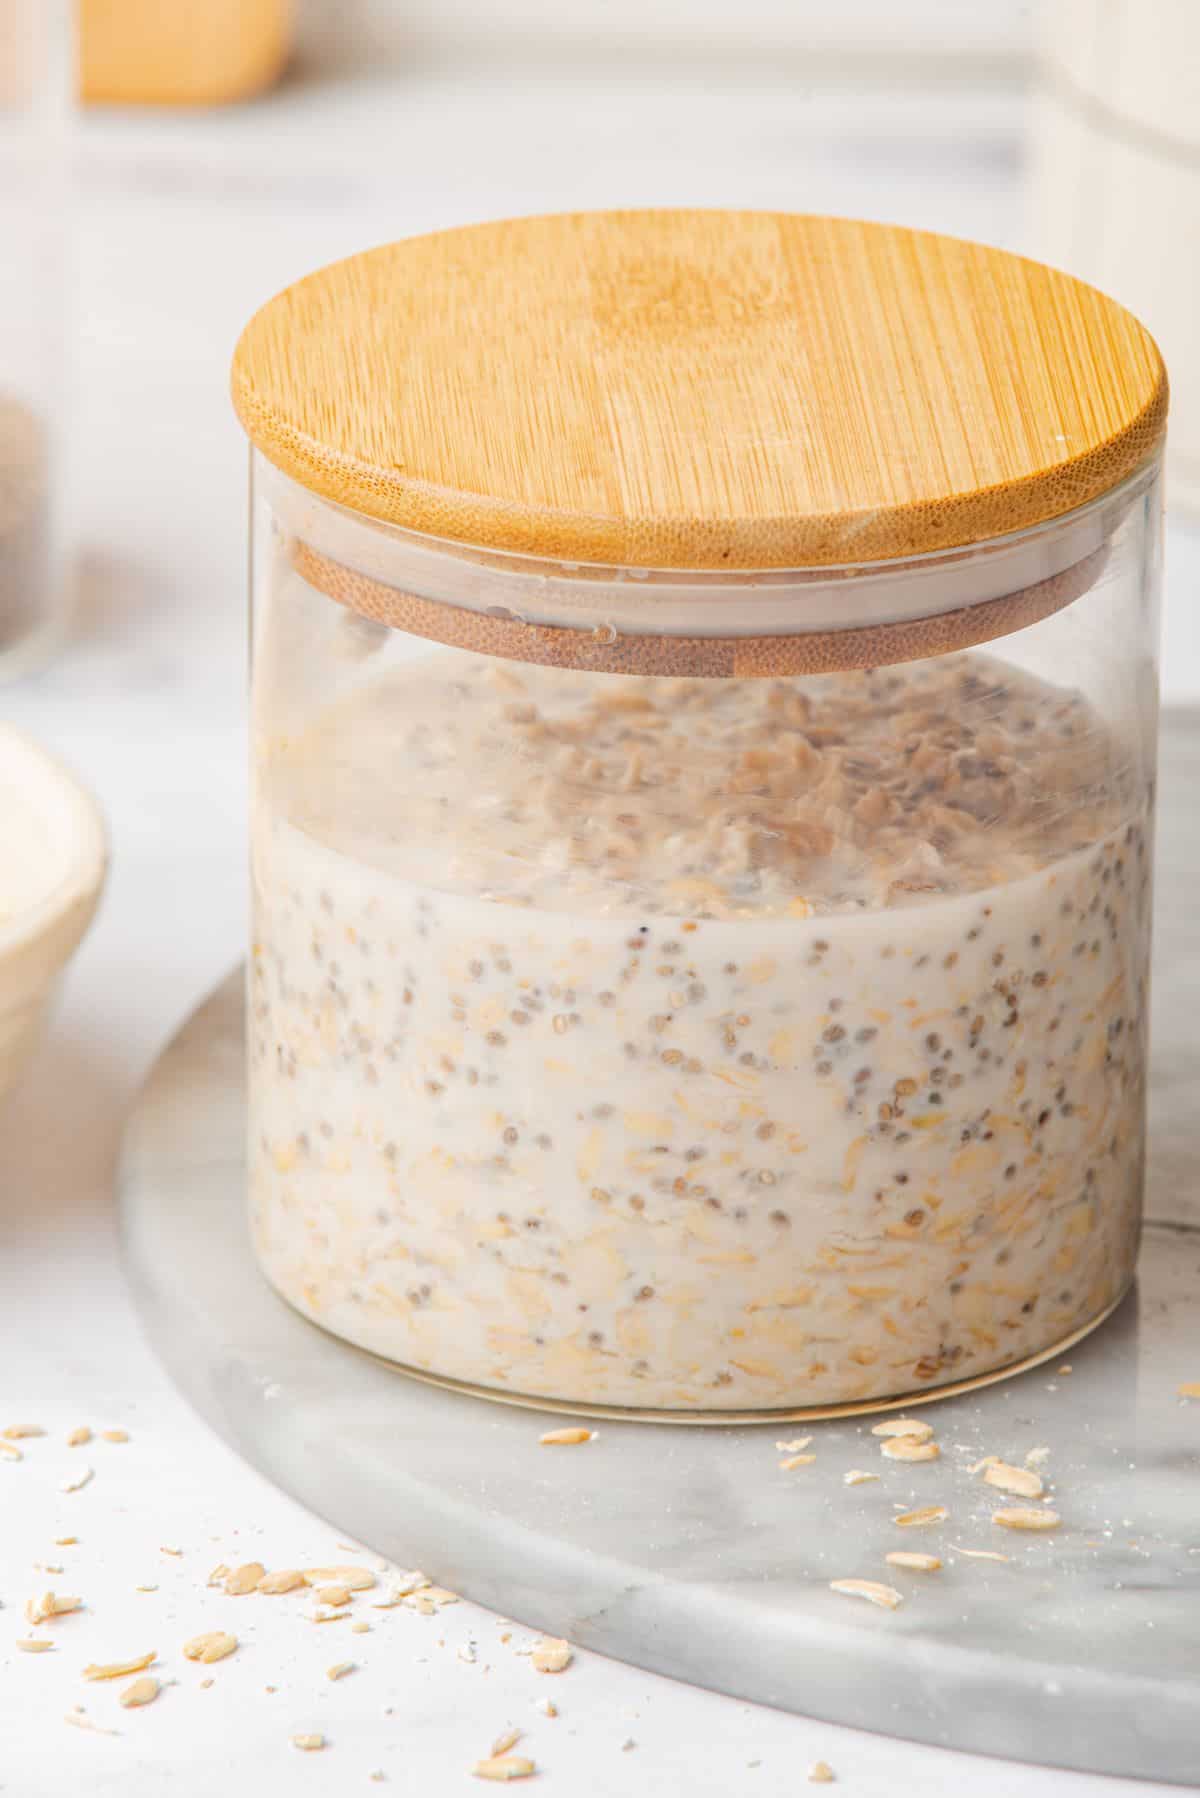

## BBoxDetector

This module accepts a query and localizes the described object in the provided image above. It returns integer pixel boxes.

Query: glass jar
[234,212,1166,1419]
[0,0,72,678]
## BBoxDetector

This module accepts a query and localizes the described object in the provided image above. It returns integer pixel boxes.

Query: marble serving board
[119,715,1200,1786]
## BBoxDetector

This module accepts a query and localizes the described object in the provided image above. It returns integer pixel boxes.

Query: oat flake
[225,1562,267,1596]
[809,1763,836,1784]
[17,1638,54,1653]
[473,1755,536,1782]
[871,1418,933,1442]
[993,1507,1060,1532]
[886,1551,941,1571]
[84,1650,157,1681]
[293,1733,326,1751]
[829,1579,903,1610]
[894,1505,948,1528]
[258,1568,305,1594]
[538,1427,593,1445]
[531,1636,573,1673]
[843,1470,878,1486]
[183,1631,237,1664]
[119,1677,159,1709]
[491,1727,523,1757]
[881,1437,940,1463]
[983,1461,1044,1500]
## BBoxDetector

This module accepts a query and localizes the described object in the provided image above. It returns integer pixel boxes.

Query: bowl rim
[0,723,108,970]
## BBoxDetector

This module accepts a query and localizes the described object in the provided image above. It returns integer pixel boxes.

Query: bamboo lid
[232,210,1166,571]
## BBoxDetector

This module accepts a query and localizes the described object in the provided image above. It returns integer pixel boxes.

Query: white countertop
[0,63,1189,1795]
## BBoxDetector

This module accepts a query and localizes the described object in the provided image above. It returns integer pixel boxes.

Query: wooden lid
[232,210,1167,571]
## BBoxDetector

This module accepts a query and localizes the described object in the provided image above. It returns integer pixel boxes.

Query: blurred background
[6,0,1200,722]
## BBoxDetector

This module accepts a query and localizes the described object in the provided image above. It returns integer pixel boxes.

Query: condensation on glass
[0,0,71,678]
[235,214,1166,1420]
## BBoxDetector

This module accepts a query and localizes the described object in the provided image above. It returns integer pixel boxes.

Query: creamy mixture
[249,645,1151,1411]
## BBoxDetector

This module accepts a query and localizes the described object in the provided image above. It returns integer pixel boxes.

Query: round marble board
[119,716,1200,1786]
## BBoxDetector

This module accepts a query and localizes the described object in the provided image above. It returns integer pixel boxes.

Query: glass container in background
[233,212,1166,1420]
[79,0,292,107]
[0,0,72,679]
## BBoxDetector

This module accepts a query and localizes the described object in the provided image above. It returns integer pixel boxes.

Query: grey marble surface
[119,714,1200,1786]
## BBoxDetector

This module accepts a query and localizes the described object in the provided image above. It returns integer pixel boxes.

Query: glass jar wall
[247,454,1161,1417]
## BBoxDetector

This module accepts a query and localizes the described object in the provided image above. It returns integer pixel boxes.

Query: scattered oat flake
[326,1661,355,1681]
[531,1637,572,1673]
[871,1418,933,1442]
[67,1427,91,1447]
[775,1437,812,1453]
[1025,1446,1051,1467]
[1177,1383,1200,1399]
[779,1453,816,1470]
[17,1638,54,1653]
[984,1461,1044,1500]
[954,1546,1011,1561]
[159,1546,183,1558]
[293,1733,326,1752]
[207,1563,229,1586]
[886,1551,942,1571]
[491,1727,523,1757]
[830,1579,903,1610]
[0,1440,23,1461]
[994,1507,1060,1532]
[101,1429,129,1443]
[35,1563,64,1575]
[1058,1365,1073,1375]
[317,1585,352,1607]
[881,1437,940,1462]
[135,1586,158,1594]
[26,1592,82,1624]
[183,1631,237,1664]
[3,1424,44,1439]
[303,1566,377,1592]
[809,1763,836,1784]
[352,1621,371,1635]
[258,1568,305,1594]
[119,1677,159,1709]
[65,1712,119,1737]
[225,1562,267,1596]
[538,1427,593,1445]
[843,1470,878,1486]
[84,1651,156,1681]
[537,1698,557,1718]
[199,1678,213,1689]
[895,1505,948,1529]
[473,1755,536,1782]
[54,1537,78,1547]
[61,1467,94,1493]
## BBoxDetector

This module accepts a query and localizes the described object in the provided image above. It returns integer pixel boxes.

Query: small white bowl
[0,724,107,1100]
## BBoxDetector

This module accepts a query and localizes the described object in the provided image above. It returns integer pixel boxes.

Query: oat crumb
[303,1566,377,1592]
[779,1453,816,1470]
[775,1437,813,1453]
[886,1551,942,1571]
[64,1712,119,1737]
[3,1425,45,1440]
[67,1428,91,1448]
[17,1638,54,1653]
[61,1466,94,1493]
[984,1461,1044,1500]
[25,1592,82,1625]
[1025,1446,1051,1467]
[54,1537,78,1547]
[809,1762,836,1784]
[491,1727,522,1757]
[101,1429,130,1444]
[352,1621,371,1635]
[293,1733,326,1751]
[0,1440,23,1461]
[953,1546,1011,1562]
[538,1427,594,1446]
[159,1546,183,1558]
[843,1470,878,1486]
[327,1661,355,1681]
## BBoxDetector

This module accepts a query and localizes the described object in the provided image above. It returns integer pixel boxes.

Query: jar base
[274,1283,1132,1427]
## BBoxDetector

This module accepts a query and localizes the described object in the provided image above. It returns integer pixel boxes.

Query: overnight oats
[232,209,1166,1414]
[249,642,1151,1411]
